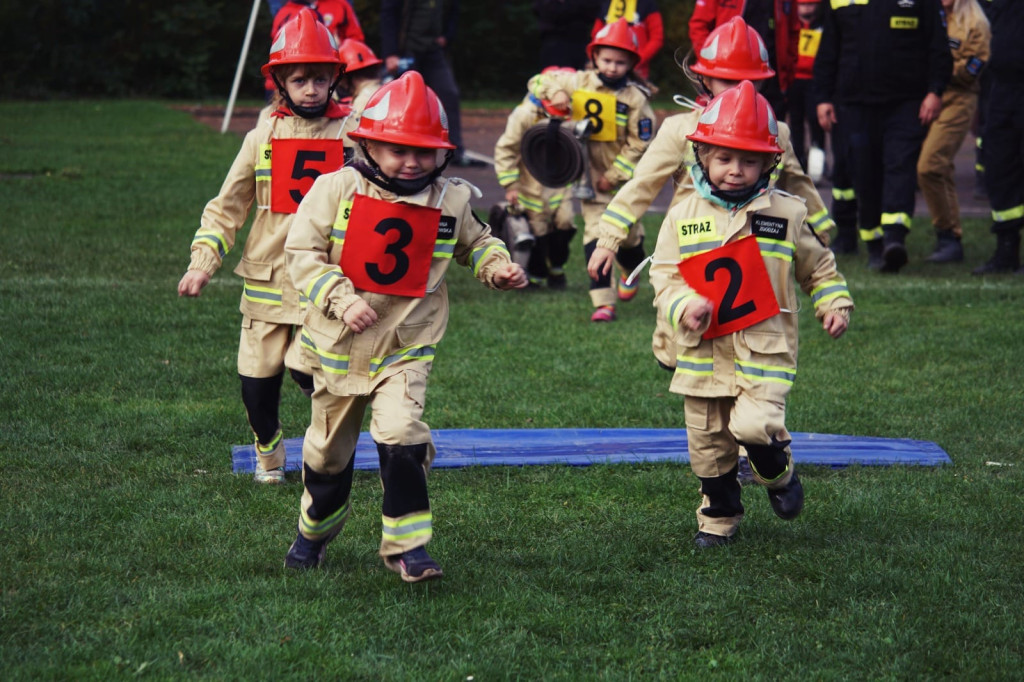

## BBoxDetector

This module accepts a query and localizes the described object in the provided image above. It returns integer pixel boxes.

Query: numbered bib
[798,28,822,58]
[604,0,638,23]
[270,138,346,214]
[340,194,440,298]
[571,90,617,142]
[677,236,780,340]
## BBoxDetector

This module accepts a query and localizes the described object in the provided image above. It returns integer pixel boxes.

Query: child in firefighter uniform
[336,38,385,164]
[916,0,991,264]
[177,9,349,485]
[527,18,656,322]
[493,82,578,288]
[649,82,853,548]
[589,17,834,366]
[282,71,527,581]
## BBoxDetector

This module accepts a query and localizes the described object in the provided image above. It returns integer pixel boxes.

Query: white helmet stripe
[699,35,720,63]
[362,91,391,121]
[698,98,722,125]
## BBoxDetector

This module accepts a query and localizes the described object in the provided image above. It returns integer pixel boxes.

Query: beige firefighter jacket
[285,167,513,397]
[946,12,991,94]
[527,69,655,189]
[595,108,834,251]
[187,113,346,325]
[650,188,853,401]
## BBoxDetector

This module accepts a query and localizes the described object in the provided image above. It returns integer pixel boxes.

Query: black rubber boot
[744,442,804,521]
[972,229,1022,275]
[866,239,884,271]
[831,228,858,255]
[925,231,964,264]
[880,226,909,274]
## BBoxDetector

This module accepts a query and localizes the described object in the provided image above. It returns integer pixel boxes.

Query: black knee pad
[239,373,283,443]
[377,443,430,518]
[616,237,646,272]
[302,457,355,522]
[289,368,314,397]
[698,466,744,518]
[741,441,791,481]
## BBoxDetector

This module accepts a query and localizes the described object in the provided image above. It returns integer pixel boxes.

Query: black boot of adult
[972,228,1022,275]
[880,225,909,274]
[866,239,884,271]
[925,231,964,264]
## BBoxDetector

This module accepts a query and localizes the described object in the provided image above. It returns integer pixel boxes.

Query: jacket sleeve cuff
[188,249,221,276]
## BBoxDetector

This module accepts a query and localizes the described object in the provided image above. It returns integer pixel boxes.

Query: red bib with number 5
[677,236,780,339]
[341,194,440,298]
[270,138,346,214]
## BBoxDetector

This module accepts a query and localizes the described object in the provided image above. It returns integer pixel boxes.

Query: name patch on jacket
[270,138,346,214]
[751,215,788,239]
[677,236,781,339]
[638,118,653,141]
[891,16,919,29]
[340,194,440,298]
[437,215,456,240]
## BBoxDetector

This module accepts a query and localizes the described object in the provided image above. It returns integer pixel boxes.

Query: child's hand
[587,246,616,279]
[822,310,849,339]
[178,271,210,297]
[504,187,518,206]
[494,263,528,290]
[550,91,570,111]
[343,299,378,333]
[595,176,614,193]
[682,297,713,331]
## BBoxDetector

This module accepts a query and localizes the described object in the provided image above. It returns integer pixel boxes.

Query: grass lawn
[1,100,1022,680]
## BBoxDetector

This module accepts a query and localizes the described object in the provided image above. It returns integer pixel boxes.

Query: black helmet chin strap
[271,71,343,119]
[354,141,453,195]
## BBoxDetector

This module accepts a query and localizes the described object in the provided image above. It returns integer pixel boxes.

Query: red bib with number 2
[677,236,780,339]
[270,138,346,214]
[340,194,441,298]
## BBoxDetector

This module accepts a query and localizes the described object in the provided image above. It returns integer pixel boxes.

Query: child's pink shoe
[590,305,616,322]
[617,275,638,301]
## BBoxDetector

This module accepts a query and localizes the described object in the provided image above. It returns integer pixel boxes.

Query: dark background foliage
[4,0,696,101]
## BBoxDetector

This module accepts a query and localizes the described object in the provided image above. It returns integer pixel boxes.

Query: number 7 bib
[677,236,780,339]
[340,194,441,298]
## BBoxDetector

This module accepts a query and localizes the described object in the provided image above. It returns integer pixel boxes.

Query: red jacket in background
[264,1,364,92]
[591,0,665,80]
[688,0,800,92]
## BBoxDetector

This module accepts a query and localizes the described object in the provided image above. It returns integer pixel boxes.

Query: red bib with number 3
[270,138,346,214]
[340,194,440,298]
[677,236,780,339]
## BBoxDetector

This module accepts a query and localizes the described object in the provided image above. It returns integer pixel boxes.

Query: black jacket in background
[812,0,952,106]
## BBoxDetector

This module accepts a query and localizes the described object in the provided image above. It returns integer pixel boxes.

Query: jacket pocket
[304,302,349,344]
[234,257,273,281]
[740,330,789,356]
[396,322,431,348]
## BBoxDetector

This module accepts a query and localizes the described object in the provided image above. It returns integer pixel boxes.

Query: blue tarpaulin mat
[232,428,951,473]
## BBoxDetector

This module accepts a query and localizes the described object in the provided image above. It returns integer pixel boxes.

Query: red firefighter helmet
[691,16,775,81]
[262,8,342,77]
[586,18,640,63]
[338,38,383,73]
[686,80,783,154]
[348,71,457,149]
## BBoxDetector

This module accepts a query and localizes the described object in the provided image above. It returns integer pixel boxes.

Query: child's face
[368,141,439,180]
[282,68,332,108]
[593,47,635,81]
[797,2,819,22]
[705,146,770,192]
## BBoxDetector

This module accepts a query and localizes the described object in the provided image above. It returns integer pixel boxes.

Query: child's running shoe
[590,305,616,322]
[384,546,443,583]
[616,274,638,301]
[284,532,326,569]
[253,463,286,484]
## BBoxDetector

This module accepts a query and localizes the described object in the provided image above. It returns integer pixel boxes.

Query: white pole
[222,0,263,134]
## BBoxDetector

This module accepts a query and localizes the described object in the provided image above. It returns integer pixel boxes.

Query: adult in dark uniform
[972,0,1024,275]
[813,0,951,272]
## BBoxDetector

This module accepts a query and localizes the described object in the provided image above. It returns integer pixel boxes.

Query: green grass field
[2,100,1022,680]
